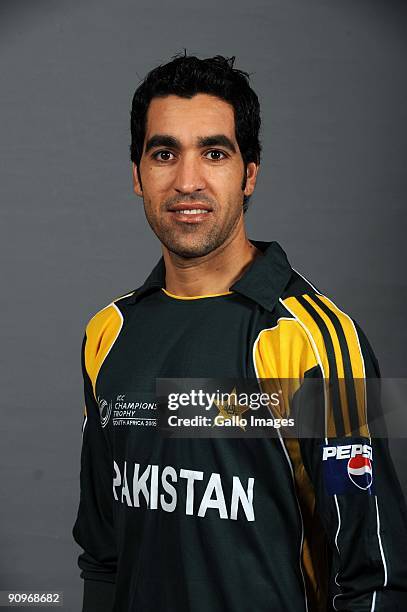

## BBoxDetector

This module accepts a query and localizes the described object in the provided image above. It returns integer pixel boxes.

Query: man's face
[132,93,258,258]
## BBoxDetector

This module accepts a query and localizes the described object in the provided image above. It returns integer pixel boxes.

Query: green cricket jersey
[72,240,407,611]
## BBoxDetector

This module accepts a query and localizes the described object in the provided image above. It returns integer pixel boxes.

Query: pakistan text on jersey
[113,461,255,522]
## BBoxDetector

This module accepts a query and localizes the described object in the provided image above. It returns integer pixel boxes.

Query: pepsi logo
[347,455,373,490]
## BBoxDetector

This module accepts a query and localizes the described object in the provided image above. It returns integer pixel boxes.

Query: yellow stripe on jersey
[284,438,329,612]
[313,294,369,438]
[254,319,318,379]
[253,319,330,610]
[84,303,123,398]
[301,295,352,439]
[162,288,233,299]
[282,294,369,438]
[253,319,318,418]
[282,296,337,437]
[283,297,330,376]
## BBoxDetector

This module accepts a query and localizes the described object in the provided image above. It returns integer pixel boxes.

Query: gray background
[1,1,406,610]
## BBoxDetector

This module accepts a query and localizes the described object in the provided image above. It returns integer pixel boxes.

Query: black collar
[128,240,293,312]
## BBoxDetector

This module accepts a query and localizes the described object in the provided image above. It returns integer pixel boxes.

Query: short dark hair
[130,52,262,213]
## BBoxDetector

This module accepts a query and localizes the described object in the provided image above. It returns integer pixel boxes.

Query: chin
[162,234,220,259]
[153,223,227,259]
[167,242,215,259]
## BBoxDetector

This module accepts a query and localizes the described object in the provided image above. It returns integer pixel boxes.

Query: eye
[204,149,227,161]
[152,150,175,162]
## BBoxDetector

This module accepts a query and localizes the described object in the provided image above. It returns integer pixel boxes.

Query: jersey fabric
[72,240,407,612]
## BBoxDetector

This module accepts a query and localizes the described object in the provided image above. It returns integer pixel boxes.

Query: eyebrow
[144,134,237,154]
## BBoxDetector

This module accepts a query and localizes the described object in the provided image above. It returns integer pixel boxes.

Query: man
[72,54,407,611]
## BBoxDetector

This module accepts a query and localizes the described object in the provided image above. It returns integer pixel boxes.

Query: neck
[162,222,262,297]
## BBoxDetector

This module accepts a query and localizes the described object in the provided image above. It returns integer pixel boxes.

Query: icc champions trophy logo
[97,397,113,428]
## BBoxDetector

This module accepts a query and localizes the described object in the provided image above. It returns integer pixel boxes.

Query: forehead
[145,94,236,142]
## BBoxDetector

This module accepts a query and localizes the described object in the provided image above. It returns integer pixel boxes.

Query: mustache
[164,193,217,210]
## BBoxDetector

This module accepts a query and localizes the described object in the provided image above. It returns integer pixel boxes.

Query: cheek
[141,157,173,186]
[210,158,244,182]
[208,166,245,198]
[146,166,175,194]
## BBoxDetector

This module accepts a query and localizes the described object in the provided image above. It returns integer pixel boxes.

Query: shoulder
[282,270,355,336]
[278,268,370,378]
[83,290,136,379]
[85,289,136,339]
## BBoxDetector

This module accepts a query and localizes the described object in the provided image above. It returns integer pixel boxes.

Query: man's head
[130,53,261,258]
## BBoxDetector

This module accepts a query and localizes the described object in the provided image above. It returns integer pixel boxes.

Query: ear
[132,162,143,196]
[243,162,259,197]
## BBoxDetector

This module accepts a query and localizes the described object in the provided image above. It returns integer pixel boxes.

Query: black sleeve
[72,334,117,611]
[299,322,407,611]
[83,579,116,612]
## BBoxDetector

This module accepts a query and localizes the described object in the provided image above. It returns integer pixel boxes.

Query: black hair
[130,52,261,213]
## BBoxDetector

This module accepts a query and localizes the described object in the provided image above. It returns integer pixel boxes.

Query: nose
[173,154,206,194]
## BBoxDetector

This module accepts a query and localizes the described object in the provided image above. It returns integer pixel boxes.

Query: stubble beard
[143,198,243,259]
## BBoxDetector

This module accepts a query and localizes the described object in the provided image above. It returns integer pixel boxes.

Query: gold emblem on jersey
[212,387,250,431]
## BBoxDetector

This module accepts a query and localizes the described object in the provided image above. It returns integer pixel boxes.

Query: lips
[167,202,213,213]
[167,202,213,224]
[173,208,210,215]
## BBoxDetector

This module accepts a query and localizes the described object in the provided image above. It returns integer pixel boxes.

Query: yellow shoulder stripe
[84,303,123,398]
[283,296,330,377]
[282,294,369,438]
[311,294,368,437]
[254,319,317,379]
[253,318,318,418]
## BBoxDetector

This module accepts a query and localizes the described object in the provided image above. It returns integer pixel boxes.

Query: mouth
[167,203,213,224]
